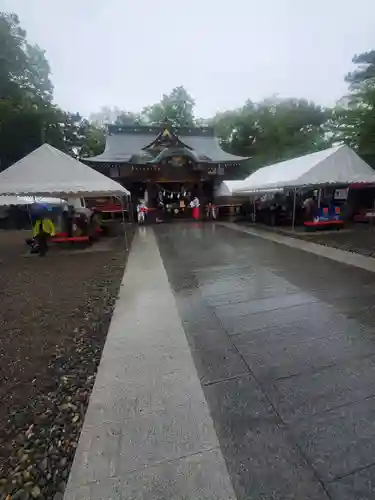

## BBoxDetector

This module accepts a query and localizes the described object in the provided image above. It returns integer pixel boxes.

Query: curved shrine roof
[84,125,248,164]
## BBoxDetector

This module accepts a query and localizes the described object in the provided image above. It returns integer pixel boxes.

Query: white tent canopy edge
[0,196,64,206]
[0,144,130,198]
[215,181,245,197]
[234,145,375,194]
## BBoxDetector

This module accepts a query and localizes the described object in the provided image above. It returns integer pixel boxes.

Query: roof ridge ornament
[142,119,193,152]
[162,128,171,138]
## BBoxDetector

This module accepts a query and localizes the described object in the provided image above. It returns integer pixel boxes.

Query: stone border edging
[219,222,375,274]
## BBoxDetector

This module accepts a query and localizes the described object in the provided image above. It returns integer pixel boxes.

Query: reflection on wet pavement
[155,223,375,500]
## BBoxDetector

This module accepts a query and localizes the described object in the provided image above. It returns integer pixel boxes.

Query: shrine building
[83,122,250,220]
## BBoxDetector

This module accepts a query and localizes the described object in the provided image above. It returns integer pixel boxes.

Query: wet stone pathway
[155,223,375,500]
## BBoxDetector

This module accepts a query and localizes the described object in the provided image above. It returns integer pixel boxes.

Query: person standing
[137,200,147,225]
[33,215,56,256]
[206,202,217,220]
[190,196,200,220]
[61,202,69,235]
[303,196,316,221]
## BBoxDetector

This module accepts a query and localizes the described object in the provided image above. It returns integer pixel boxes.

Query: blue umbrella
[30,203,49,216]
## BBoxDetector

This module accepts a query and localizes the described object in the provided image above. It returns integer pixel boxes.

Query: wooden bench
[304,220,344,231]
[51,235,90,244]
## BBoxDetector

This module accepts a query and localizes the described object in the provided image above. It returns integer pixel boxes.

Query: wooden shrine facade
[83,122,249,187]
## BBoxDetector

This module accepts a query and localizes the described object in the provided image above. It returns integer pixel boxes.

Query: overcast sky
[2,0,375,118]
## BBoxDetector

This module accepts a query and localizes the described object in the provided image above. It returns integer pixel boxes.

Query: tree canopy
[346,51,375,89]
[210,98,330,175]
[90,87,196,128]
[328,51,375,160]
[2,10,375,175]
[141,86,195,127]
[0,11,105,170]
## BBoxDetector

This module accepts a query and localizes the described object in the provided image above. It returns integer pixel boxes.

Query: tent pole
[252,197,256,223]
[26,203,33,229]
[127,195,133,224]
[371,196,375,232]
[120,196,129,252]
[292,189,297,231]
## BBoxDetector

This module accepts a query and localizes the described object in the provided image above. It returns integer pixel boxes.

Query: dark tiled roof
[84,125,248,164]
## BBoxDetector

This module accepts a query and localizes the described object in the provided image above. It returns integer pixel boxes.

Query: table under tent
[233,145,375,230]
[0,144,130,251]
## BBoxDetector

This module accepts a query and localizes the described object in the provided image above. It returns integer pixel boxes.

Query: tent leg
[371,197,375,232]
[292,189,297,231]
[27,203,33,229]
[120,197,129,252]
[252,197,256,223]
[127,195,133,224]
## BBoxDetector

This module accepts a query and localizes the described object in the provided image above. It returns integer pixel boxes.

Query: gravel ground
[0,230,131,500]
[293,225,375,257]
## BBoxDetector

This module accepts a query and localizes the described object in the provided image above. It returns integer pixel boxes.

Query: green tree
[331,84,375,155]
[212,97,329,174]
[330,50,375,156]
[0,11,107,170]
[79,123,105,157]
[0,12,27,100]
[0,99,42,167]
[142,86,195,127]
[115,111,143,126]
[0,12,53,102]
[0,11,56,169]
[49,112,105,158]
[346,51,375,90]
[22,43,53,102]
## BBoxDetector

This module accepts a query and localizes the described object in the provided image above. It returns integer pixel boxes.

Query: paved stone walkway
[66,222,375,499]
[155,223,375,500]
[64,228,236,499]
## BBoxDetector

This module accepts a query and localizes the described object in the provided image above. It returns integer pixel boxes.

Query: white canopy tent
[234,145,375,194]
[0,144,130,197]
[0,144,131,249]
[215,181,245,197]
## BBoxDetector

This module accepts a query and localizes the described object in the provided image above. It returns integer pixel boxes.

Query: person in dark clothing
[33,217,55,256]
[67,207,75,237]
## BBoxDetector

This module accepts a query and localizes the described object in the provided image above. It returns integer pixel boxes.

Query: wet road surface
[155,223,375,500]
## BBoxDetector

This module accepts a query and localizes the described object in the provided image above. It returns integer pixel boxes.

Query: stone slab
[328,464,375,500]
[269,354,375,423]
[120,448,236,500]
[204,375,277,438]
[118,401,218,473]
[220,422,330,500]
[65,228,235,499]
[292,396,375,481]
[214,291,317,318]
[217,301,336,335]
[234,328,375,381]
